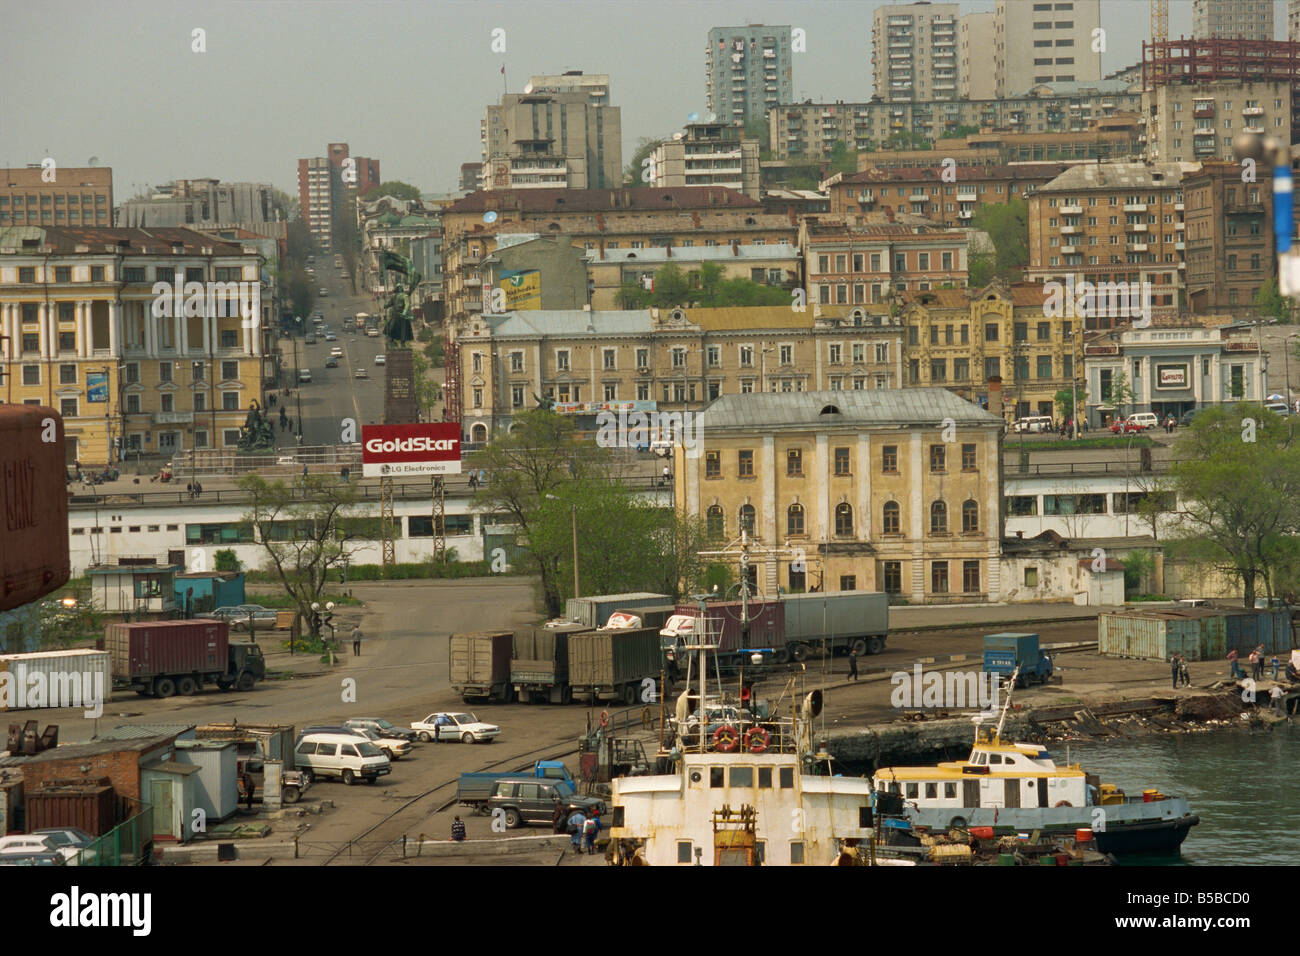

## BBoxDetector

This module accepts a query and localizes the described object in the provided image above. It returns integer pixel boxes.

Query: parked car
[303,725,410,760]
[412,712,500,744]
[31,828,93,863]
[1179,408,1202,428]
[366,327,380,338]
[487,777,604,829]
[1127,412,1160,430]
[1263,401,1291,417]
[1109,417,1146,434]
[0,851,66,866]
[304,334,317,345]
[319,288,329,297]
[293,732,391,785]
[342,717,417,743]
[374,354,386,366]
[1012,415,1053,434]
[211,605,278,631]
[0,834,78,864]
[324,356,339,368]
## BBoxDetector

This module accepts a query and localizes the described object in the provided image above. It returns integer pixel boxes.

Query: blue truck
[982,632,1053,688]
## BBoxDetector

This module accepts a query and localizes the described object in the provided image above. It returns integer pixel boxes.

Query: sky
[0,0,1255,200]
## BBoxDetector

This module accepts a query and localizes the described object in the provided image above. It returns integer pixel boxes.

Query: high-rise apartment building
[1290,0,1300,42]
[871,2,961,102]
[706,25,793,127]
[481,90,621,191]
[0,166,113,229]
[995,0,1103,98]
[1193,0,1274,41]
[1144,79,1291,163]
[959,12,997,100]
[296,143,380,253]
[648,123,761,198]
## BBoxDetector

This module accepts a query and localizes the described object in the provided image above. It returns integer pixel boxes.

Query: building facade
[481,90,621,191]
[1193,0,1274,41]
[649,123,761,199]
[1144,79,1292,163]
[587,243,801,310]
[706,25,793,127]
[995,0,1103,98]
[677,390,1005,602]
[871,2,961,103]
[525,71,611,106]
[0,166,113,229]
[959,12,997,99]
[296,143,380,253]
[118,180,278,229]
[801,218,970,301]
[1182,161,1274,312]
[828,164,1071,228]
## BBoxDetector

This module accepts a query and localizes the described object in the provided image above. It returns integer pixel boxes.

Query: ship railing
[663,715,800,756]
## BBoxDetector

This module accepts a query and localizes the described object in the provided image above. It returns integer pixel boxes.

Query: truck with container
[781,592,890,661]
[614,604,676,630]
[449,630,515,703]
[982,632,1053,688]
[456,760,577,811]
[104,619,266,698]
[568,614,664,705]
[564,592,670,630]
[659,599,786,672]
[511,621,590,704]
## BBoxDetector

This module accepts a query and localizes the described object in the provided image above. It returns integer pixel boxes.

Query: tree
[1054,384,1088,421]
[624,136,663,185]
[239,475,361,639]
[361,181,421,202]
[1163,404,1300,607]
[1253,277,1292,324]
[952,124,980,138]
[972,197,1029,281]
[213,549,243,573]
[286,268,316,320]
[410,349,442,417]
[827,141,858,177]
[1120,550,1154,595]
[968,251,998,288]
[269,187,299,222]
[1105,370,1136,418]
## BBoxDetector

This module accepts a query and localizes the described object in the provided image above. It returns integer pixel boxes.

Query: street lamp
[545,493,579,599]
[759,347,775,394]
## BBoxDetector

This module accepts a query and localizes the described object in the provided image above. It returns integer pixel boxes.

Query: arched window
[962,499,979,533]
[930,500,948,534]
[471,423,488,443]
[835,503,853,536]
[706,505,725,538]
[739,504,756,534]
[882,501,900,535]
[787,503,805,536]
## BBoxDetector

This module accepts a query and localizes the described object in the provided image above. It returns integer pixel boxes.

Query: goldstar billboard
[361,423,463,477]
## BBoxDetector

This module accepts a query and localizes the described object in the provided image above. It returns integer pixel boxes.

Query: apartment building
[676,390,1005,602]
[460,163,484,194]
[296,143,380,253]
[0,166,113,229]
[1182,162,1274,313]
[1144,79,1292,163]
[801,218,969,302]
[1193,0,1274,41]
[1027,163,1190,321]
[455,305,905,442]
[995,0,1103,99]
[706,25,793,127]
[118,180,278,229]
[1291,0,1300,42]
[481,89,621,191]
[649,123,761,199]
[827,164,1070,227]
[898,283,1084,422]
[586,243,801,310]
[959,12,997,100]
[871,2,961,103]
[0,227,269,467]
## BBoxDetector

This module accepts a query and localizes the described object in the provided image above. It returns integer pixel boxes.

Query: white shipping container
[0,649,112,712]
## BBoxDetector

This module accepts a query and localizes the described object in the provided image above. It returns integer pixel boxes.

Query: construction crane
[1151,0,1167,44]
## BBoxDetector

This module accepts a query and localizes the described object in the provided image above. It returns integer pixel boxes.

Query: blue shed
[174,572,246,617]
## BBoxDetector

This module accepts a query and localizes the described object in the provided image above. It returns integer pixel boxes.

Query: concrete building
[525,71,611,106]
[871,2,961,103]
[1291,0,1300,42]
[1193,0,1275,41]
[0,166,113,229]
[1183,161,1274,313]
[676,389,1005,602]
[959,12,997,100]
[1143,79,1292,163]
[118,180,278,229]
[995,0,1103,99]
[296,143,380,253]
[0,227,272,467]
[460,163,483,193]
[649,123,761,199]
[586,243,801,310]
[1027,162,1191,321]
[801,218,970,302]
[480,235,591,312]
[481,89,621,191]
[86,560,181,616]
[706,25,793,127]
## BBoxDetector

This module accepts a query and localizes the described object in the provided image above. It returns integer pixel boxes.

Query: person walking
[1270,684,1286,713]
[187,481,195,499]
[450,816,466,842]
[351,624,362,657]
[468,470,478,491]
[848,648,860,682]
[1250,648,1262,681]
[193,481,202,498]
[551,798,567,834]
[1170,653,1181,690]
[1178,655,1191,688]
[583,810,601,854]
[567,810,587,854]
[661,464,671,486]
[1272,654,1281,680]
[1227,648,1242,679]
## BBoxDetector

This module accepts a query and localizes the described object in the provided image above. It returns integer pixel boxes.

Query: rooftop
[1041,162,1198,191]
[1,167,112,189]
[841,163,1070,185]
[698,388,1003,431]
[448,186,762,215]
[0,226,247,256]
[586,243,800,263]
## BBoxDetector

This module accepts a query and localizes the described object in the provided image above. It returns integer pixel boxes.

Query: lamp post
[760,347,775,394]
[545,493,579,599]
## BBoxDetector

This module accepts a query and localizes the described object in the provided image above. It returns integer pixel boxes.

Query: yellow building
[0,227,270,466]
[677,389,1005,602]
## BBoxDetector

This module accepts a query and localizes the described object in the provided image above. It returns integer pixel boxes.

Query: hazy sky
[0,0,1248,199]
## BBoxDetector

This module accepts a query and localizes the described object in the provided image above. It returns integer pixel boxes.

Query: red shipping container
[0,406,70,612]
[673,600,786,654]
[26,784,116,837]
[104,619,229,682]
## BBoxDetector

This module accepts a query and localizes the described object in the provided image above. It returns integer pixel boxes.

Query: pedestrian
[351,624,362,656]
[662,464,671,486]
[302,464,309,480]
[1270,685,1285,713]
[848,648,859,682]
[243,774,255,811]
[551,798,567,834]
[340,465,349,482]
[583,809,601,854]
[1170,653,1181,690]
[567,810,587,853]
[468,471,478,490]
[1251,648,1263,681]
[1272,654,1281,680]
[451,815,466,841]
[187,481,195,499]
[1227,648,1241,679]
[1179,655,1191,688]
[194,481,202,498]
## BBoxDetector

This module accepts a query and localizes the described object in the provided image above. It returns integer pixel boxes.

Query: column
[39,303,52,359]
[909,431,925,603]
[1,303,10,359]
[144,304,156,357]
[857,433,871,541]
[179,309,189,354]
[75,302,87,357]
[762,434,777,593]
[108,301,120,356]
[815,432,829,539]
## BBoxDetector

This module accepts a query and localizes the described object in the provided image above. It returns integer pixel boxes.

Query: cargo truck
[564,592,670,630]
[449,631,515,703]
[614,604,676,630]
[105,619,266,698]
[781,592,889,661]
[568,615,663,705]
[659,599,785,666]
[982,633,1053,687]
[511,622,589,704]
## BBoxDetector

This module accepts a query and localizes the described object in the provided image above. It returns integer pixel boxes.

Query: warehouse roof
[96,724,196,742]
[698,388,1003,431]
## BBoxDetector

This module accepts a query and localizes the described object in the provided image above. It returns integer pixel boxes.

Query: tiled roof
[699,388,1003,431]
[485,310,655,338]
[688,306,824,331]
[447,186,762,214]
[1041,162,1198,191]
[587,244,800,263]
[0,226,246,255]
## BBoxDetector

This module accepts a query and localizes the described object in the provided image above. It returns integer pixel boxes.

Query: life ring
[744,727,771,754]
[713,725,739,752]
[599,710,611,729]
[1055,800,1073,808]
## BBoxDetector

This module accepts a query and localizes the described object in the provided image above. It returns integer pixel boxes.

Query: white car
[0,834,79,864]
[374,354,386,366]
[411,712,500,744]
[329,346,344,358]
[366,327,380,338]
[348,727,411,760]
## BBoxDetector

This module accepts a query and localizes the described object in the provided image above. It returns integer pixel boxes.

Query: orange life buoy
[1055,800,1073,808]
[599,710,611,729]
[713,725,739,752]
[744,727,770,754]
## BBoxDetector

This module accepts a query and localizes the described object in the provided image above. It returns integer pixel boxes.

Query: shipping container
[564,592,670,630]
[25,783,116,836]
[0,649,111,712]
[568,627,663,704]
[173,739,240,826]
[611,604,676,630]
[782,592,890,655]
[1099,608,1293,662]
[0,405,70,613]
[449,631,514,703]
[105,619,263,696]
[511,623,589,703]
[665,600,786,659]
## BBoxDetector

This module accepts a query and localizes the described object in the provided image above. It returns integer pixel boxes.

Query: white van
[1128,412,1160,429]
[297,368,312,384]
[293,732,391,785]
[1012,415,1053,434]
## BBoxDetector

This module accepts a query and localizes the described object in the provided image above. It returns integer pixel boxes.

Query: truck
[659,599,786,670]
[449,631,514,703]
[194,723,312,805]
[614,604,676,630]
[105,619,266,698]
[456,760,577,810]
[781,592,889,660]
[511,622,590,704]
[568,616,663,705]
[982,632,1053,688]
[564,592,670,630]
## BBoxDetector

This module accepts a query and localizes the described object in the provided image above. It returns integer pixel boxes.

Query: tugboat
[872,670,1200,856]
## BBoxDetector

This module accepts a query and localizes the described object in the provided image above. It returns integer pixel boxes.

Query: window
[193,392,206,412]
[90,266,104,281]
[706,505,725,537]
[834,503,853,536]
[931,561,949,593]
[882,500,900,534]
[962,561,980,593]
[125,394,142,414]
[786,448,802,476]
[1006,495,1038,516]
[787,503,805,536]
[790,842,805,865]
[59,363,77,384]
[706,345,720,368]
[1037,355,1053,379]
[829,343,842,364]
[929,444,946,473]
[603,383,617,401]
[18,267,35,283]
[930,500,948,534]
[672,348,686,369]
[221,360,238,381]
[512,386,524,408]
[739,345,753,368]
[883,561,902,594]
[779,345,792,365]
[881,445,898,473]
[635,348,648,369]
[677,842,693,864]
[161,393,174,413]
[834,447,850,476]
[222,392,240,411]
[779,767,794,789]
[705,451,720,478]
[739,504,756,534]
[961,499,979,533]
[59,398,78,418]
[738,450,754,477]
[985,323,998,342]
[961,443,976,471]
[1024,567,1039,588]
[556,350,570,371]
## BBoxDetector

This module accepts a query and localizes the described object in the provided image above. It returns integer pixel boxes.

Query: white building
[871,2,961,103]
[995,0,1102,99]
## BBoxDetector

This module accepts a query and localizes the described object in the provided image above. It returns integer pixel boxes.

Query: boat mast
[993,665,1020,741]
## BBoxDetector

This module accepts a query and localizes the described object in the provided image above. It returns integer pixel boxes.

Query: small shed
[140,760,199,843]
[173,739,239,829]
[174,572,246,616]
[86,561,182,616]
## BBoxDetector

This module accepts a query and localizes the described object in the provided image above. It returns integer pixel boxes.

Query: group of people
[1056,417,1088,438]
[554,800,601,853]
[1169,652,1191,689]
[1227,645,1279,681]
[1162,416,1179,434]
[185,480,204,499]
[466,469,488,490]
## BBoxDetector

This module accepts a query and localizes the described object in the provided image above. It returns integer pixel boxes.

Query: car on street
[1264,400,1291,417]
[374,354,386,366]
[324,332,337,342]
[1179,408,1202,428]
[411,712,500,744]
[1012,415,1053,434]
[304,333,317,345]
[319,288,329,297]
[303,725,411,760]
[297,369,312,384]
[342,717,418,743]
[487,777,604,829]
[1127,412,1160,429]
[1109,417,1146,434]
[292,732,391,785]
[30,828,93,863]
[329,346,344,357]
[211,605,278,631]
[366,327,380,337]
[354,368,368,379]
[324,356,338,368]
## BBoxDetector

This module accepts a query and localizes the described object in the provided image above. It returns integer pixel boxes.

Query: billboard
[1157,364,1188,389]
[501,269,541,310]
[86,372,109,403]
[361,423,462,477]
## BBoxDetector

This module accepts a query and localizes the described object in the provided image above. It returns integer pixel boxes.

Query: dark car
[488,777,603,829]
[1179,408,1202,427]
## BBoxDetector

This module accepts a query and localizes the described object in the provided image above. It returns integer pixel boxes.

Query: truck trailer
[660,599,785,667]
[449,631,515,703]
[564,592,670,630]
[568,618,663,705]
[105,619,265,698]
[982,632,1053,687]
[781,592,889,660]
[511,622,590,704]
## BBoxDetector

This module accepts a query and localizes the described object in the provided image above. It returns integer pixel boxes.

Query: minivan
[293,732,390,785]
[1012,415,1053,434]
[1128,412,1160,430]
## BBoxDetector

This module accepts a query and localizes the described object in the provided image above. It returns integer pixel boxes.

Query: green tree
[1054,384,1088,420]
[1105,370,1136,417]
[1163,404,1300,607]
[410,350,442,417]
[650,263,691,307]
[971,197,1029,281]
[952,124,980,137]
[213,549,243,573]
[1253,277,1291,323]
[744,118,771,156]
[1120,550,1154,594]
[287,268,316,320]
[361,181,422,202]
[968,251,997,288]
[624,136,663,185]
[827,141,858,176]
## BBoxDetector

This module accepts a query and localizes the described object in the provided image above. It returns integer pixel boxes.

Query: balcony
[910,192,929,201]
[1060,224,1081,235]
[1226,200,1266,214]
[1175,220,1185,230]
[1174,202,1184,211]
[1192,105,1215,118]
[1128,242,1149,252]
[1242,106,1264,116]
[1177,261,1186,269]
[1128,223,1149,233]
[1243,125,1264,134]
[1060,204,1082,215]
[1123,203,1147,212]
[956,192,977,203]
[958,209,972,219]
[1175,241,1185,250]
[1061,245,1078,254]
[465,296,483,312]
